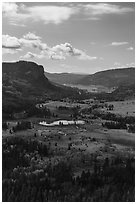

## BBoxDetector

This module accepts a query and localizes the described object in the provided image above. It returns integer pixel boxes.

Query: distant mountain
[75,68,135,88]
[45,72,87,85]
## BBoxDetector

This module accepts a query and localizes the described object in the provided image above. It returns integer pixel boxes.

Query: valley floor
[2,98,135,201]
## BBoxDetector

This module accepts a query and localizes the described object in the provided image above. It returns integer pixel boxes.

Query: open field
[65,84,115,93]
[102,100,135,116]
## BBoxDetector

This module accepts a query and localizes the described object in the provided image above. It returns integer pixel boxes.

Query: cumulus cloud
[110,42,129,46]
[27,6,78,24]
[2,33,96,61]
[2,33,48,52]
[51,43,97,60]
[2,35,21,49]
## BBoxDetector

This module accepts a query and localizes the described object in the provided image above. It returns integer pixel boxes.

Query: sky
[2,2,135,74]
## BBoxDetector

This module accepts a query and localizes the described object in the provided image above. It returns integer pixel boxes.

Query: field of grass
[104,100,135,116]
[65,84,114,93]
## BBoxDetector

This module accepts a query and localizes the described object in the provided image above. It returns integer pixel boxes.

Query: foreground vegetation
[3,136,135,202]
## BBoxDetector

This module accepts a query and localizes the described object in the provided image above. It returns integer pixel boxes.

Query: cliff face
[2,61,51,87]
[2,61,59,118]
[2,60,61,105]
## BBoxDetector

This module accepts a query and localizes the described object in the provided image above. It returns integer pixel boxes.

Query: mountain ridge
[75,67,135,87]
[45,72,87,85]
[45,67,135,88]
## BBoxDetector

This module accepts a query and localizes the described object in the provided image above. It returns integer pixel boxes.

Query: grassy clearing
[105,100,135,116]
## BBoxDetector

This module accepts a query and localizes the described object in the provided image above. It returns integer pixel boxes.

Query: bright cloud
[27,6,78,24]
[2,35,21,49]
[2,2,134,26]
[51,43,97,60]
[2,33,96,61]
[2,48,19,55]
[110,42,129,46]
[84,3,133,16]
[2,2,18,15]
[2,2,30,25]
[2,3,78,25]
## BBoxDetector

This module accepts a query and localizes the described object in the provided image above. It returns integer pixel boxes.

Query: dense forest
[3,136,135,202]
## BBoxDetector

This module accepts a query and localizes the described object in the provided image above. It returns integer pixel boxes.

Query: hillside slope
[75,67,135,88]
[45,72,87,85]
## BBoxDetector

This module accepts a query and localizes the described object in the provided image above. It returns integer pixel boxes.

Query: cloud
[2,35,22,49]
[83,3,134,16]
[23,32,41,41]
[2,2,18,15]
[2,33,47,51]
[10,22,26,27]
[110,42,129,46]
[20,52,44,59]
[2,3,78,25]
[27,6,78,24]
[127,46,134,51]
[2,48,19,55]
[2,3,30,25]
[77,53,97,60]
[2,33,96,61]
[52,43,73,54]
[3,3,133,26]
[51,42,97,60]
[50,54,66,60]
